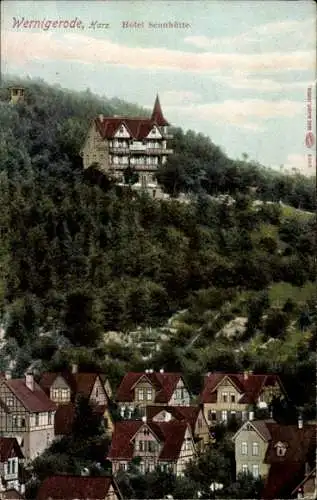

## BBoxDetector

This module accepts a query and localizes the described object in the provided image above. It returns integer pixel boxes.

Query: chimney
[4,370,11,380]
[159,368,164,374]
[142,415,147,424]
[71,363,78,374]
[243,371,249,380]
[298,415,303,429]
[249,411,254,421]
[99,114,104,121]
[25,372,34,392]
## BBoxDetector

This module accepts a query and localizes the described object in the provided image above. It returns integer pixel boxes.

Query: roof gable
[233,420,271,442]
[130,374,154,390]
[132,423,161,444]
[113,122,132,138]
[213,374,243,393]
[0,437,24,461]
[116,372,184,404]
[146,125,162,139]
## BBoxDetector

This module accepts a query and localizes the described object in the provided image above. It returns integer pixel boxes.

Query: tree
[63,291,102,346]
[223,472,264,499]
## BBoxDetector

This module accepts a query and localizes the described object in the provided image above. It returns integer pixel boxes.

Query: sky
[1,0,316,176]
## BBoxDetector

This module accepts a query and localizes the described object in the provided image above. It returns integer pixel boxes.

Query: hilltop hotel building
[80,96,173,198]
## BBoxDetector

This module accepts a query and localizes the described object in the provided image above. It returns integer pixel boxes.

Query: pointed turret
[151,94,169,126]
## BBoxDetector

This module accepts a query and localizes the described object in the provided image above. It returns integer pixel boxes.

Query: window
[241,442,248,455]
[252,464,259,478]
[148,441,157,453]
[252,442,259,456]
[7,458,16,476]
[184,438,192,451]
[35,413,39,426]
[275,442,287,457]
[230,393,236,403]
[146,388,153,401]
[198,418,202,429]
[242,410,248,421]
[242,464,248,474]
[48,412,52,425]
[222,392,228,403]
[6,397,14,406]
[137,389,144,401]
[149,463,155,472]
[221,410,228,422]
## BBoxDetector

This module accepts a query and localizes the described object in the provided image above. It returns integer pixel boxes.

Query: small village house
[0,372,56,461]
[115,370,191,415]
[233,418,316,499]
[108,417,196,476]
[200,372,287,425]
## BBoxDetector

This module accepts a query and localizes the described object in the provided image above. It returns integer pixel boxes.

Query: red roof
[39,372,108,403]
[95,95,169,140]
[146,405,201,434]
[36,475,121,500]
[107,421,141,460]
[264,422,316,464]
[249,421,316,499]
[115,372,186,404]
[151,95,169,126]
[200,372,284,404]
[2,378,56,413]
[107,420,190,462]
[262,463,303,499]
[157,421,188,461]
[0,437,24,461]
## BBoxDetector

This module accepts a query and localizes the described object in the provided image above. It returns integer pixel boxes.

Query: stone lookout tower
[9,87,25,104]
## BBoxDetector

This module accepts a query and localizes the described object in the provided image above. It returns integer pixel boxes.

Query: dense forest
[0,76,316,498]
[0,77,315,386]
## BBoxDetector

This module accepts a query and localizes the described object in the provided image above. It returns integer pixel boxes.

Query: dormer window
[275,441,287,457]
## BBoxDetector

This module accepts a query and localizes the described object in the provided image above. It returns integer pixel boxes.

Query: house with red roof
[36,475,122,500]
[80,95,173,198]
[200,371,287,426]
[145,405,211,450]
[115,370,191,415]
[108,417,196,476]
[233,419,316,499]
[38,365,114,437]
[0,437,24,496]
[0,372,56,460]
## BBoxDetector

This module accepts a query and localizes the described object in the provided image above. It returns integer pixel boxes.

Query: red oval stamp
[305,131,315,148]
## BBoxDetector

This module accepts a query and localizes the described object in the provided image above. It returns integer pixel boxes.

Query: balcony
[109,146,173,155]
[146,148,173,155]
[110,164,158,171]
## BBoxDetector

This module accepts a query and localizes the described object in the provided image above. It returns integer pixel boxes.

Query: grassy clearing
[268,281,317,307]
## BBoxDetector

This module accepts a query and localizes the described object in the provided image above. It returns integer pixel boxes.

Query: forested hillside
[0,77,316,422]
